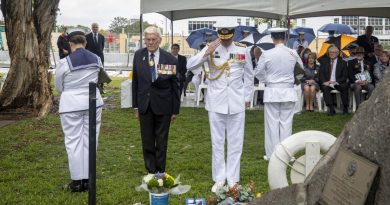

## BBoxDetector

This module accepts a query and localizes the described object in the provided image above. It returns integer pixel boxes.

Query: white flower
[143,174,154,183]
[158,179,163,187]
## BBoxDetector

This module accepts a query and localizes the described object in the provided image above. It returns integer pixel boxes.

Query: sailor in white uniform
[255,28,304,161]
[187,20,253,192]
[55,31,104,192]
[292,32,309,50]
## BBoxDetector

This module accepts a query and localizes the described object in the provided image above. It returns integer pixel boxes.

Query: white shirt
[55,56,104,113]
[330,58,337,82]
[148,48,160,79]
[292,39,309,50]
[187,42,253,114]
[255,43,303,103]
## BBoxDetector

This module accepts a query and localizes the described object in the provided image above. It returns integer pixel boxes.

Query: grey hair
[91,23,99,27]
[144,26,162,38]
[327,44,339,53]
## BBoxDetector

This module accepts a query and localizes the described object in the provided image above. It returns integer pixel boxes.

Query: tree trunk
[0,0,60,118]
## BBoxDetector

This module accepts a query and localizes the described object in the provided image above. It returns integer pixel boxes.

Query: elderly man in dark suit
[132,26,180,175]
[86,23,105,64]
[319,45,349,116]
[170,43,187,96]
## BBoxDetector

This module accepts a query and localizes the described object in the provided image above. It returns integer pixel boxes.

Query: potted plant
[136,172,191,205]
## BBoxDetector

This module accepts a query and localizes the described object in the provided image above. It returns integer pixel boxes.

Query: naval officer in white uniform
[255,28,303,161]
[55,31,104,192]
[187,20,253,192]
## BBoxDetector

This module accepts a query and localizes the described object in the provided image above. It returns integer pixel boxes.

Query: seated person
[301,52,320,112]
[300,48,311,66]
[374,50,390,85]
[319,45,349,116]
[348,47,374,109]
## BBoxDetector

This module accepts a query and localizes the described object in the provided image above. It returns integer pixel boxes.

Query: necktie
[94,33,98,45]
[149,53,156,82]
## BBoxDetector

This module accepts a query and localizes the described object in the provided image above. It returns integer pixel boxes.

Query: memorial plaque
[319,149,378,205]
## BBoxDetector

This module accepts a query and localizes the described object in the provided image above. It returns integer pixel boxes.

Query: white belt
[265,83,294,88]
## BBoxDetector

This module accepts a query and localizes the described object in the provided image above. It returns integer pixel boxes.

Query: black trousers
[139,107,172,173]
[321,84,349,108]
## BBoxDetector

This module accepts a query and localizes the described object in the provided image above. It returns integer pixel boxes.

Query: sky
[56,0,163,29]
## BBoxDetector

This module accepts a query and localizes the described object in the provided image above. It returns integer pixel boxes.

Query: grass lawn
[0,78,352,204]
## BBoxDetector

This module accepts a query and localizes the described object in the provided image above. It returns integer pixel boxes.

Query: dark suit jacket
[132,48,180,115]
[347,59,373,83]
[319,57,348,85]
[357,35,379,54]
[85,32,105,64]
[177,54,187,82]
[57,34,71,59]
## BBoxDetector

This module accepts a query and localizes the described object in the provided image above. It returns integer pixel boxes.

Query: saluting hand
[203,38,221,58]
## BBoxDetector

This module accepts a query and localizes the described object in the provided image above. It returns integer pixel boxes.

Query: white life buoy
[268,130,336,190]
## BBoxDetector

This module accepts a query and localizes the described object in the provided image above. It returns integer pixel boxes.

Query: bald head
[91,23,99,33]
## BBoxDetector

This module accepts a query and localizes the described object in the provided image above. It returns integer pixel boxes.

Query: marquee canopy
[141,0,390,20]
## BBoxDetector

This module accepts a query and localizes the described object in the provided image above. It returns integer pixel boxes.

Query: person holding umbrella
[293,32,309,50]
[187,20,253,192]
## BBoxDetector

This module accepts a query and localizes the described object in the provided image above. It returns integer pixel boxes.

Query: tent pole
[171,11,174,45]
[140,14,143,48]
[316,30,319,53]
[286,0,290,45]
[357,16,360,35]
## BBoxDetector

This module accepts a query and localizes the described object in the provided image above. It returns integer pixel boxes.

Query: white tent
[141,0,390,20]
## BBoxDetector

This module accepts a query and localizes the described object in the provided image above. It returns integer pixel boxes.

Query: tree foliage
[108,16,156,34]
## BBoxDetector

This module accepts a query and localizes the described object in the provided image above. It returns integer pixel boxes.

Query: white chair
[196,69,208,106]
[352,89,368,112]
[323,89,342,112]
[250,83,265,108]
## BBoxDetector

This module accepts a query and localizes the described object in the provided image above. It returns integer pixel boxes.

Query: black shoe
[327,106,335,116]
[343,107,349,114]
[68,180,84,192]
[82,179,89,192]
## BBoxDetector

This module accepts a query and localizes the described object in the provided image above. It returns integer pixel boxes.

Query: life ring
[268,130,336,190]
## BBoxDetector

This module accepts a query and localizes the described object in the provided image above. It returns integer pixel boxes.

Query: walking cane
[89,82,97,205]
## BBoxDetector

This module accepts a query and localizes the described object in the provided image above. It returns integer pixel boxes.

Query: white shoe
[228,182,237,188]
[211,181,225,193]
[263,155,269,161]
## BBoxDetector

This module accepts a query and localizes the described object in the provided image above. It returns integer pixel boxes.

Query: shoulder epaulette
[234,42,246,48]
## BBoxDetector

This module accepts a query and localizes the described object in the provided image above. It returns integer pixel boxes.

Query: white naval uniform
[255,43,303,159]
[292,39,309,50]
[187,42,253,183]
[55,53,103,180]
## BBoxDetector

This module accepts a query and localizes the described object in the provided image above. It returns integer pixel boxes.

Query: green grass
[0,78,352,204]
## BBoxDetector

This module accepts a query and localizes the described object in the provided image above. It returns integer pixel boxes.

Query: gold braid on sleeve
[204,54,230,81]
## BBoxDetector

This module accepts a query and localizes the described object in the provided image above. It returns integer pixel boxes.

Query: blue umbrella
[262,28,299,38]
[255,34,275,50]
[186,28,217,49]
[288,27,316,48]
[233,26,260,42]
[318,23,356,34]
[240,33,267,46]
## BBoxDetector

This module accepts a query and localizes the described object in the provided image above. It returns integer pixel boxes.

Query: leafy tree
[109,16,130,33]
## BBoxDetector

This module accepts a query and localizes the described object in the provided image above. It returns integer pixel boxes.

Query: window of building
[246,18,250,26]
[237,19,242,25]
[334,18,339,24]
[188,21,217,33]
[302,19,306,27]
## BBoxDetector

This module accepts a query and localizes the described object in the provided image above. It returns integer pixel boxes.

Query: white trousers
[60,108,102,180]
[294,85,303,114]
[208,111,245,183]
[264,102,295,159]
